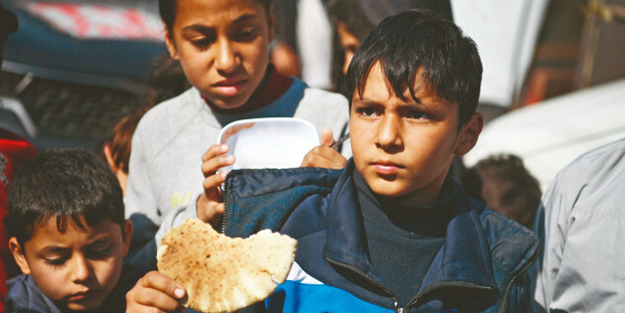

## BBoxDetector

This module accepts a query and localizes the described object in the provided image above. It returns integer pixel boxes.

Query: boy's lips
[213,79,248,97]
[68,289,99,301]
[373,161,403,175]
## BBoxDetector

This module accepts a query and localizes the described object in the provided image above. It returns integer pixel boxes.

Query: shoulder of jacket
[5,276,57,312]
[478,207,540,275]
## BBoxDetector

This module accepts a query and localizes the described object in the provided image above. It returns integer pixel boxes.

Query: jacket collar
[323,161,499,295]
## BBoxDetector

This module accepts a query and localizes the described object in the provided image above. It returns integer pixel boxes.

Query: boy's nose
[214,38,239,73]
[71,255,93,283]
[376,115,403,151]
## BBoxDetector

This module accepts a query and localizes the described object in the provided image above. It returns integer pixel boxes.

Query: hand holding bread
[156,218,297,313]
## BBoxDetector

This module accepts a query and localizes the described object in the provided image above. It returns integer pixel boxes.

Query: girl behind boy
[125,0,351,232]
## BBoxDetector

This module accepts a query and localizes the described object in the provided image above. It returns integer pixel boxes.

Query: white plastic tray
[217,117,320,173]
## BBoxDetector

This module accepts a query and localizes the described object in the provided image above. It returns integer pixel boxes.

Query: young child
[102,107,148,197]
[326,0,452,78]
[462,154,541,229]
[125,0,351,234]
[5,149,134,313]
[126,10,539,312]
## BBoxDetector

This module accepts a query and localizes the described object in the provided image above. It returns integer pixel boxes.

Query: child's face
[336,22,359,75]
[164,0,274,110]
[10,217,132,311]
[350,62,482,205]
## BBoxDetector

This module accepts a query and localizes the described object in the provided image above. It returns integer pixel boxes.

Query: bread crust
[157,218,297,313]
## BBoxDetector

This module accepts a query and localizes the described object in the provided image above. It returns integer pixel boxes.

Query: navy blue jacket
[223,161,540,313]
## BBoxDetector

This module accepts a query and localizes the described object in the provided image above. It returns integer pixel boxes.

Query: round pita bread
[157,218,297,313]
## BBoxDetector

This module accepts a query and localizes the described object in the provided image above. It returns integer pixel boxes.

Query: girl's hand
[301,128,347,170]
[196,144,235,228]
[125,271,187,313]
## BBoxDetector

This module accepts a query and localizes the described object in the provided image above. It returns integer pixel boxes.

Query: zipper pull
[394,301,403,313]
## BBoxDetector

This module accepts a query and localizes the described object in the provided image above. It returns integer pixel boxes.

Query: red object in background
[0,128,36,310]
[20,1,164,41]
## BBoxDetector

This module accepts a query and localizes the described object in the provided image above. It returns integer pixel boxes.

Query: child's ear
[454,113,484,156]
[163,24,180,61]
[103,142,119,173]
[122,220,133,258]
[9,238,31,275]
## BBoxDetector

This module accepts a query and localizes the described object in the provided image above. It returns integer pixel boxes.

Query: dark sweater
[353,170,455,307]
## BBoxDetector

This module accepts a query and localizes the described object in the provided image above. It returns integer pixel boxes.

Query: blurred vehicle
[463,77,625,192]
[0,0,167,149]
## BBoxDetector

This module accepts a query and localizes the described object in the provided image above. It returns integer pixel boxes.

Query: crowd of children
[4,0,618,312]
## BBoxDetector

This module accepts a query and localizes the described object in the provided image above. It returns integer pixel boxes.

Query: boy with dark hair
[462,154,541,229]
[5,149,135,313]
[126,10,539,313]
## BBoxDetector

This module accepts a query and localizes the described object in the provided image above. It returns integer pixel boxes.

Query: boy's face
[164,0,274,110]
[10,217,132,311]
[350,62,482,205]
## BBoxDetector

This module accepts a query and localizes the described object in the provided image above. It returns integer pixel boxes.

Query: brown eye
[45,257,67,267]
[191,34,216,49]
[406,111,427,120]
[235,28,257,41]
[357,107,378,117]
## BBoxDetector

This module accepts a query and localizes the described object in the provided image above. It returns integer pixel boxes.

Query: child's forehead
[32,215,118,238]
[25,216,122,252]
[355,62,445,104]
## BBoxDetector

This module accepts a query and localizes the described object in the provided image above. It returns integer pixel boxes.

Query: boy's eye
[234,28,257,41]
[87,247,112,259]
[406,110,428,120]
[357,107,379,117]
[45,257,67,267]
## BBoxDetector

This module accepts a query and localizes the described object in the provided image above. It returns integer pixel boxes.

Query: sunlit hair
[107,109,146,173]
[346,9,482,129]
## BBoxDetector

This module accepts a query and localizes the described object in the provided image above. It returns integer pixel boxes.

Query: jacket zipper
[220,180,229,234]
[405,281,494,311]
[326,258,403,312]
[328,258,499,313]
[496,242,541,313]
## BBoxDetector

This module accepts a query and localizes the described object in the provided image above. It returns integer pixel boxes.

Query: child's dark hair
[7,148,125,247]
[324,0,453,42]
[159,0,274,33]
[346,9,482,128]
[462,154,541,229]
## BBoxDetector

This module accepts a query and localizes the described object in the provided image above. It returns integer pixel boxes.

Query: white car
[463,77,625,191]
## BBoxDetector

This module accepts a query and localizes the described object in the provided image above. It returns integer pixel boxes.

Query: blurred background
[1,0,624,191]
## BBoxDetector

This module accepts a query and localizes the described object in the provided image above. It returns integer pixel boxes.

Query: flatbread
[157,218,297,313]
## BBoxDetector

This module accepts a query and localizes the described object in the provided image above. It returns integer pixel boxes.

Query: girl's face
[165,0,274,109]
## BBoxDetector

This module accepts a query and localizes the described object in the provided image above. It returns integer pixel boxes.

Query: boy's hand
[125,271,187,313]
[197,144,235,229]
[301,128,347,170]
